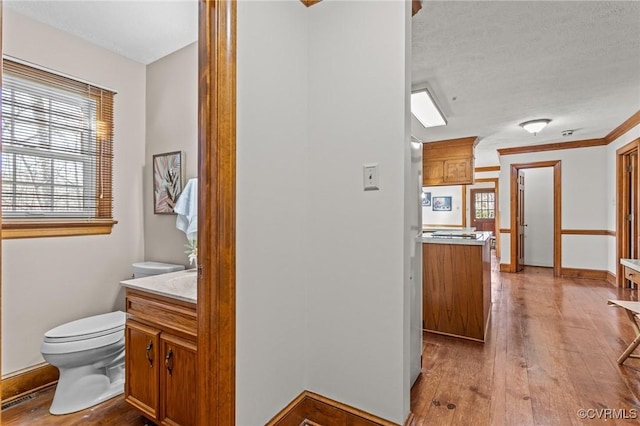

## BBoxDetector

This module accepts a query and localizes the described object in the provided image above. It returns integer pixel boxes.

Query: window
[1,58,116,238]
[474,191,495,219]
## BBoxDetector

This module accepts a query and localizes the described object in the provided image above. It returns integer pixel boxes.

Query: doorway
[510,160,561,276]
[470,188,496,234]
[522,168,554,267]
[616,139,640,287]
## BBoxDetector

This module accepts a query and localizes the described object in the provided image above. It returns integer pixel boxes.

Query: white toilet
[41,311,126,415]
[41,261,185,415]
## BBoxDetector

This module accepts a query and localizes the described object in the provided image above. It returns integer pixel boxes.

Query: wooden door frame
[616,138,640,287]
[197,1,236,425]
[474,177,500,257]
[509,161,561,276]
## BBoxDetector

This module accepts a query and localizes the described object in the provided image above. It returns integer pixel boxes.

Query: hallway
[410,265,640,425]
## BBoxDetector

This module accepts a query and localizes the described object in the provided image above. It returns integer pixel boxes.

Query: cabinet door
[125,320,160,420]
[423,160,445,185]
[443,158,473,184]
[160,334,197,426]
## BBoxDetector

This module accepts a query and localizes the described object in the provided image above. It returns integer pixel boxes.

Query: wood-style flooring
[1,387,149,425]
[410,263,640,426]
[4,261,640,425]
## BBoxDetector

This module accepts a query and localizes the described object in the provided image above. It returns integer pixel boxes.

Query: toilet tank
[132,261,185,279]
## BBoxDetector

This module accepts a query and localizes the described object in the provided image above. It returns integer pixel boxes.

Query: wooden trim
[267,390,397,426]
[300,0,322,7]
[607,271,617,287]
[423,224,464,228]
[475,166,500,173]
[411,0,423,16]
[474,177,498,184]
[404,412,415,426]
[560,268,609,280]
[498,228,511,233]
[1,363,58,404]
[499,264,511,272]
[616,138,640,287]
[1,4,4,420]
[2,220,117,239]
[560,229,612,236]
[606,110,640,143]
[497,138,607,156]
[510,161,561,277]
[424,136,479,147]
[461,185,467,228]
[198,1,236,425]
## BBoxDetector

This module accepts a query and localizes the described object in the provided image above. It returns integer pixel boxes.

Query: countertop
[420,230,493,245]
[621,258,640,273]
[121,269,197,304]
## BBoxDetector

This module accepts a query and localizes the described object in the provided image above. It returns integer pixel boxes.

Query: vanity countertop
[121,269,197,304]
[621,258,640,273]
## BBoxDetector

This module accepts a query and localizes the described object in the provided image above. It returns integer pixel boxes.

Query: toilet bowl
[40,311,126,415]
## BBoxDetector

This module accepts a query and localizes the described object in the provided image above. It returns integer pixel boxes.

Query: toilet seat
[41,311,126,355]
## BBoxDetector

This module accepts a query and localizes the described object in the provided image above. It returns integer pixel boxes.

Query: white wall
[606,123,640,273]
[306,1,409,422]
[422,185,464,226]
[523,168,554,267]
[236,1,309,424]
[2,10,146,375]
[144,42,198,266]
[499,146,608,269]
[237,1,411,423]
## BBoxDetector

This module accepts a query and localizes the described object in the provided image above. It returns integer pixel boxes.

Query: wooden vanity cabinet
[422,137,478,186]
[125,289,197,426]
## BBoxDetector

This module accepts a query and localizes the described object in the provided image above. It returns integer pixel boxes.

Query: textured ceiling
[5,1,639,166]
[412,1,640,165]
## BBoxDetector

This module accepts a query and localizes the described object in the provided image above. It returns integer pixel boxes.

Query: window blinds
[2,59,114,220]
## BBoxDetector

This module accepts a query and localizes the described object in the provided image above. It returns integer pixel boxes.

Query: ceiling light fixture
[411,89,447,128]
[519,119,551,135]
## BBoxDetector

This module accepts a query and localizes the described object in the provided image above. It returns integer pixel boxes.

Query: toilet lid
[44,311,126,343]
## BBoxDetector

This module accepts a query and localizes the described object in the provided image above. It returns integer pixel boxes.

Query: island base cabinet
[422,238,491,341]
[160,335,197,426]
[125,320,160,420]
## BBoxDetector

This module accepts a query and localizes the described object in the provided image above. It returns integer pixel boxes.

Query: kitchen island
[421,231,492,342]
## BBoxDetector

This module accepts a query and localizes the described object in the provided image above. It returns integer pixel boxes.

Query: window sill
[2,219,118,239]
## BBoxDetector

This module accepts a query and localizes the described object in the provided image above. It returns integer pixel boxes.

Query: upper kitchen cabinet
[422,137,479,186]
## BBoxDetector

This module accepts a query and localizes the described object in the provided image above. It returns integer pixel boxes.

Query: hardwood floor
[4,262,640,425]
[1,387,150,425]
[410,263,640,426]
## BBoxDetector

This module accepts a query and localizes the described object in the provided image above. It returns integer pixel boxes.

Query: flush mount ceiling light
[411,89,447,128]
[519,119,551,135]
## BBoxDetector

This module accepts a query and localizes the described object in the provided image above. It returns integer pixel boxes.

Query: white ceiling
[412,0,640,165]
[5,1,640,166]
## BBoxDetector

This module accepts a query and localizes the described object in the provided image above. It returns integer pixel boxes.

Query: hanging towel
[174,178,198,240]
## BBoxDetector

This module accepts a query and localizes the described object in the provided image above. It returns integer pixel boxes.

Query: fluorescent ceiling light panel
[411,90,447,128]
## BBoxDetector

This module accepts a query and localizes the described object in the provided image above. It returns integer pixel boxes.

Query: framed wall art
[432,196,452,212]
[153,151,184,214]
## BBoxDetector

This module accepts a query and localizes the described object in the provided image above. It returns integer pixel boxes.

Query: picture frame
[153,151,184,214]
[432,196,452,212]
[422,191,431,207]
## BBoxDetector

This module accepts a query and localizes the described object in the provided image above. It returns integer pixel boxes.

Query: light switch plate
[363,164,379,191]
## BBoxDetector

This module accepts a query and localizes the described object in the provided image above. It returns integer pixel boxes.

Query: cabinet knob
[145,341,153,367]
[165,348,174,376]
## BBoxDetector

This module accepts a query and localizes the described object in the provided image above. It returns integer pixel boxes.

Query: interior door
[517,170,525,272]
[621,149,639,287]
[470,189,496,234]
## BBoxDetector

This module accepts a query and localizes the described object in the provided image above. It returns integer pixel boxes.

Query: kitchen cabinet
[422,233,491,341]
[422,137,478,186]
[125,288,197,426]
